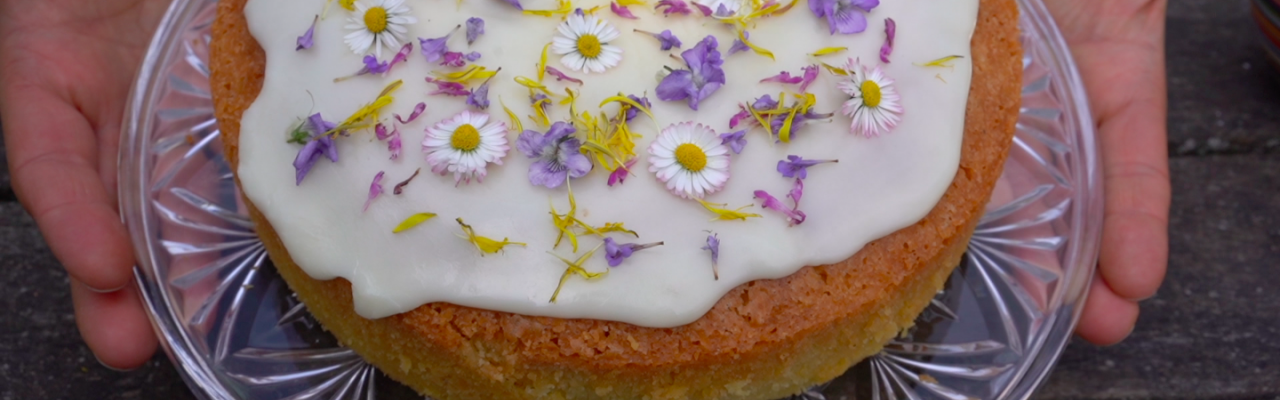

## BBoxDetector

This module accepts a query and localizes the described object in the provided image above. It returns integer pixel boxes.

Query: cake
[209,0,1021,397]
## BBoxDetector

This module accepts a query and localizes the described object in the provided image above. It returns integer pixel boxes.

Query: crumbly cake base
[209,0,1021,398]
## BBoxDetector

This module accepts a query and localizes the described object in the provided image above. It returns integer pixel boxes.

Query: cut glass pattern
[120,0,1102,398]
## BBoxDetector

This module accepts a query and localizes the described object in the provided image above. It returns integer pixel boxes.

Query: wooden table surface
[2,0,1277,398]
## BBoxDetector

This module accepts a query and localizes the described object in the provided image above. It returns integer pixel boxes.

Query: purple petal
[375,123,392,140]
[826,2,870,34]
[655,0,692,15]
[440,51,468,67]
[701,233,720,266]
[625,94,651,121]
[799,65,819,92]
[693,2,714,16]
[363,55,390,74]
[656,70,694,102]
[712,3,731,16]
[545,66,584,84]
[657,30,682,50]
[388,128,402,160]
[559,142,593,178]
[777,155,837,179]
[465,52,482,62]
[426,78,471,96]
[296,15,317,51]
[466,17,485,45]
[528,158,569,188]
[419,30,454,63]
[504,0,524,10]
[728,107,752,129]
[808,0,831,17]
[388,43,413,71]
[395,102,427,124]
[850,0,879,11]
[608,159,637,186]
[752,94,779,110]
[880,18,896,63]
[688,81,721,111]
[466,82,491,110]
[516,130,548,158]
[760,71,803,84]
[611,2,639,19]
[728,31,750,55]
[604,238,630,267]
[788,178,804,207]
[545,121,576,142]
[719,130,747,154]
[363,171,385,212]
[754,190,806,225]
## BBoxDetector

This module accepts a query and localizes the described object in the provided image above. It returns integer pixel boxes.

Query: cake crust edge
[209,0,1021,397]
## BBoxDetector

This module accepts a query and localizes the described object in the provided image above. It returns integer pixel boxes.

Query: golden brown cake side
[210,0,1021,398]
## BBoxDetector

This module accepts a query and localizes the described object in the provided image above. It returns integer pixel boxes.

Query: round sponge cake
[209,0,1022,398]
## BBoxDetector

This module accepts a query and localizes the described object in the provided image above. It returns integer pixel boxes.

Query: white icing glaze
[238,0,978,326]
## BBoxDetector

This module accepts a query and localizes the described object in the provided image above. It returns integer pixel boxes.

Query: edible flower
[754,189,805,225]
[392,212,436,232]
[625,94,651,121]
[344,0,418,57]
[603,237,664,267]
[719,130,746,154]
[363,171,385,212]
[694,0,742,15]
[728,31,750,55]
[517,122,592,188]
[647,122,731,199]
[503,0,524,10]
[419,25,459,63]
[696,199,761,221]
[777,155,837,179]
[544,66,584,85]
[466,75,494,110]
[297,15,317,51]
[702,232,720,280]
[788,177,804,207]
[395,102,427,124]
[761,65,819,92]
[422,110,510,184]
[292,113,340,185]
[457,218,526,254]
[808,0,877,35]
[655,0,693,15]
[552,9,624,73]
[610,2,639,19]
[880,18,896,63]
[440,51,481,67]
[374,123,402,159]
[607,158,637,186]
[392,168,421,194]
[425,77,471,96]
[656,35,725,111]
[548,243,607,302]
[837,58,902,137]
[635,29,682,51]
[466,17,485,45]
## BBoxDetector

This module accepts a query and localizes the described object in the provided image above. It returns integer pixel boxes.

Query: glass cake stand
[119,0,1102,398]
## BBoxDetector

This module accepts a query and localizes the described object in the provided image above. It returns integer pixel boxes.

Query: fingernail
[84,282,128,294]
[94,354,141,372]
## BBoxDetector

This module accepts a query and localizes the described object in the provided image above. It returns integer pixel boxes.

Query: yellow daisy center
[576,34,603,59]
[674,143,707,172]
[451,124,481,152]
[860,80,883,108]
[364,6,389,34]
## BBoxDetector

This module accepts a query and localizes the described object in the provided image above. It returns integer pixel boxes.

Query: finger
[3,85,136,292]
[71,278,158,370]
[1075,275,1139,346]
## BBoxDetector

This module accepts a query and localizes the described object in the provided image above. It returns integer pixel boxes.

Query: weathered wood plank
[1037,155,1280,399]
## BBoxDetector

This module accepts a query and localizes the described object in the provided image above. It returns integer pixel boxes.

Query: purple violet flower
[625,94,651,121]
[657,35,725,111]
[754,190,806,225]
[466,81,491,110]
[604,237,664,267]
[608,159,638,186]
[296,15,317,51]
[719,130,747,154]
[656,0,693,15]
[777,155,838,179]
[426,77,470,96]
[712,3,731,16]
[611,2,639,19]
[465,52,482,62]
[545,66,584,85]
[753,94,779,109]
[419,26,459,63]
[466,17,485,45]
[728,31,750,55]
[809,0,879,35]
[363,171,385,212]
[702,232,720,280]
[637,29,682,51]
[516,122,592,188]
[362,55,391,74]
[292,113,339,185]
[880,18,896,63]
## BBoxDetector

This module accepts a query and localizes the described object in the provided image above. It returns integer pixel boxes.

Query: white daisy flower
[648,122,731,199]
[551,10,623,74]
[838,58,903,137]
[423,110,510,185]
[344,0,417,58]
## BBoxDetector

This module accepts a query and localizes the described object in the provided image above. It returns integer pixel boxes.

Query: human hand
[1042,0,1171,345]
[0,0,170,369]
